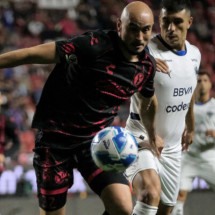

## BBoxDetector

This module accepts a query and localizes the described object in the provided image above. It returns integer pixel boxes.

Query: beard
[121,40,143,55]
[199,89,206,96]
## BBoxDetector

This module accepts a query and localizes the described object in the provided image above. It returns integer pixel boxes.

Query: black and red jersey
[32,30,155,147]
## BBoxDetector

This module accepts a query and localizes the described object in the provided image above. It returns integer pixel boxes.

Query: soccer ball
[91,126,138,172]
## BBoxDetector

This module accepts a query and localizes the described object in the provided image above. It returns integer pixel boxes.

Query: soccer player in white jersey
[171,71,215,215]
[124,0,201,214]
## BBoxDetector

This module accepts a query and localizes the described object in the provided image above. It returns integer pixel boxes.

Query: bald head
[116,1,154,59]
[121,1,154,24]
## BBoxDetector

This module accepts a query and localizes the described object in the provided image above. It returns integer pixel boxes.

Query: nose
[167,22,176,31]
[136,30,144,41]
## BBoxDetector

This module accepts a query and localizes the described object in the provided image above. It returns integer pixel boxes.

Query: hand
[181,129,194,151]
[139,135,164,157]
[155,58,169,74]
[205,129,215,138]
[155,135,164,155]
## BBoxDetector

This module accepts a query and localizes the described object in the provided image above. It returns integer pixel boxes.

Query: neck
[118,40,139,62]
[196,94,210,104]
[158,35,186,55]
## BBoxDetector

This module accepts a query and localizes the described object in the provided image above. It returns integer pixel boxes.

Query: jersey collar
[157,35,187,56]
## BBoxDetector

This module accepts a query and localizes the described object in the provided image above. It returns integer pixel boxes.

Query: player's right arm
[0,42,59,69]
[182,94,195,151]
[137,93,163,156]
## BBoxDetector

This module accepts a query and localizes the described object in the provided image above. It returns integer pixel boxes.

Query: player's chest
[154,57,198,97]
[87,55,152,88]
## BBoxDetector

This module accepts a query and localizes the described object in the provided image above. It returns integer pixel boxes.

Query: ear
[116,18,122,34]
[158,13,163,28]
[209,80,212,90]
[187,16,193,29]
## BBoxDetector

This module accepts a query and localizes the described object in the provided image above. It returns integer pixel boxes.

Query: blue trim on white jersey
[157,35,187,56]
[195,98,212,106]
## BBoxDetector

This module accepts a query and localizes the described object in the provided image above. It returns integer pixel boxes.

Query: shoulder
[56,30,114,62]
[144,49,156,66]
[56,29,114,48]
[147,34,166,56]
[140,49,156,76]
[147,34,160,49]
[210,98,215,104]
[185,40,201,58]
[82,29,114,41]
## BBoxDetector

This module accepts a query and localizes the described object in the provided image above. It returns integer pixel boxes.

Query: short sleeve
[55,30,112,65]
[139,53,156,98]
[140,72,155,97]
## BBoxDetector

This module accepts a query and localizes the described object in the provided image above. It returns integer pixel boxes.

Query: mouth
[133,43,145,49]
[167,35,178,41]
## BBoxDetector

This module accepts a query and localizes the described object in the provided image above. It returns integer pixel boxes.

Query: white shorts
[180,150,215,191]
[125,137,182,206]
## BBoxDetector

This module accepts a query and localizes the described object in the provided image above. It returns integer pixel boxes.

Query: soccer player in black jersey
[0,1,163,215]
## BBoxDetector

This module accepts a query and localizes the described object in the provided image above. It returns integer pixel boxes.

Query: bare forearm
[0,49,36,68]
[186,95,195,132]
[138,94,161,156]
[0,42,59,68]
[141,96,157,140]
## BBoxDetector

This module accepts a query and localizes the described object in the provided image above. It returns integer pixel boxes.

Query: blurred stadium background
[0,0,214,214]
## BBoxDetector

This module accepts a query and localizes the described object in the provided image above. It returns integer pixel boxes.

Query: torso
[127,35,201,152]
[189,98,215,153]
[32,30,155,147]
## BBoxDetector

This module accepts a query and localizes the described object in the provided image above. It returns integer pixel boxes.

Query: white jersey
[188,98,215,153]
[179,98,215,192]
[126,35,201,153]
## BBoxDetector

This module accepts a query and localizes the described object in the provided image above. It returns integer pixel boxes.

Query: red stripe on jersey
[40,186,69,195]
[87,168,103,183]
[62,43,75,54]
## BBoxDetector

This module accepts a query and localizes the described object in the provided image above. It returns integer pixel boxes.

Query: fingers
[154,148,161,158]
[155,58,169,74]
[140,136,163,158]
[182,140,192,151]
[206,130,215,137]
[154,135,164,157]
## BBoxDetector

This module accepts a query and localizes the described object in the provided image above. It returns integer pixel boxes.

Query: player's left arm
[137,93,163,156]
[205,111,215,138]
[205,130,215,138]
[182,94,195,151]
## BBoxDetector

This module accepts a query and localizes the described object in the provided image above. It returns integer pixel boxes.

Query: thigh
[199,156,215,190]
[180,153,198,191]
[76,144,130,196]
[77,144,133,215]
[33,133,75,211]
[159,152,182,206]
[124,149,159,186]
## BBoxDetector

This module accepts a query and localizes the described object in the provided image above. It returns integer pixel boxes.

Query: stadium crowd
[0,0,214,196]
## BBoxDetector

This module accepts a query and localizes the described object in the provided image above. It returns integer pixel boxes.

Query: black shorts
[33,130,129,211]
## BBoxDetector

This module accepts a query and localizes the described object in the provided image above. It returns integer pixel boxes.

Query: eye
[142,26,151,33]
[129,25,139,32]
[162,18,183,26]
[162,18,170,26]
[173,18,183,25]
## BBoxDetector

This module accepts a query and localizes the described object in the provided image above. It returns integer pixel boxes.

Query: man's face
[117,14,154,55]
[196,74,212,96]
[159,9,192,50]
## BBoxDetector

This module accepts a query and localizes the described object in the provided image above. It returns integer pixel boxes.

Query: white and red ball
[91,126,138,172]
